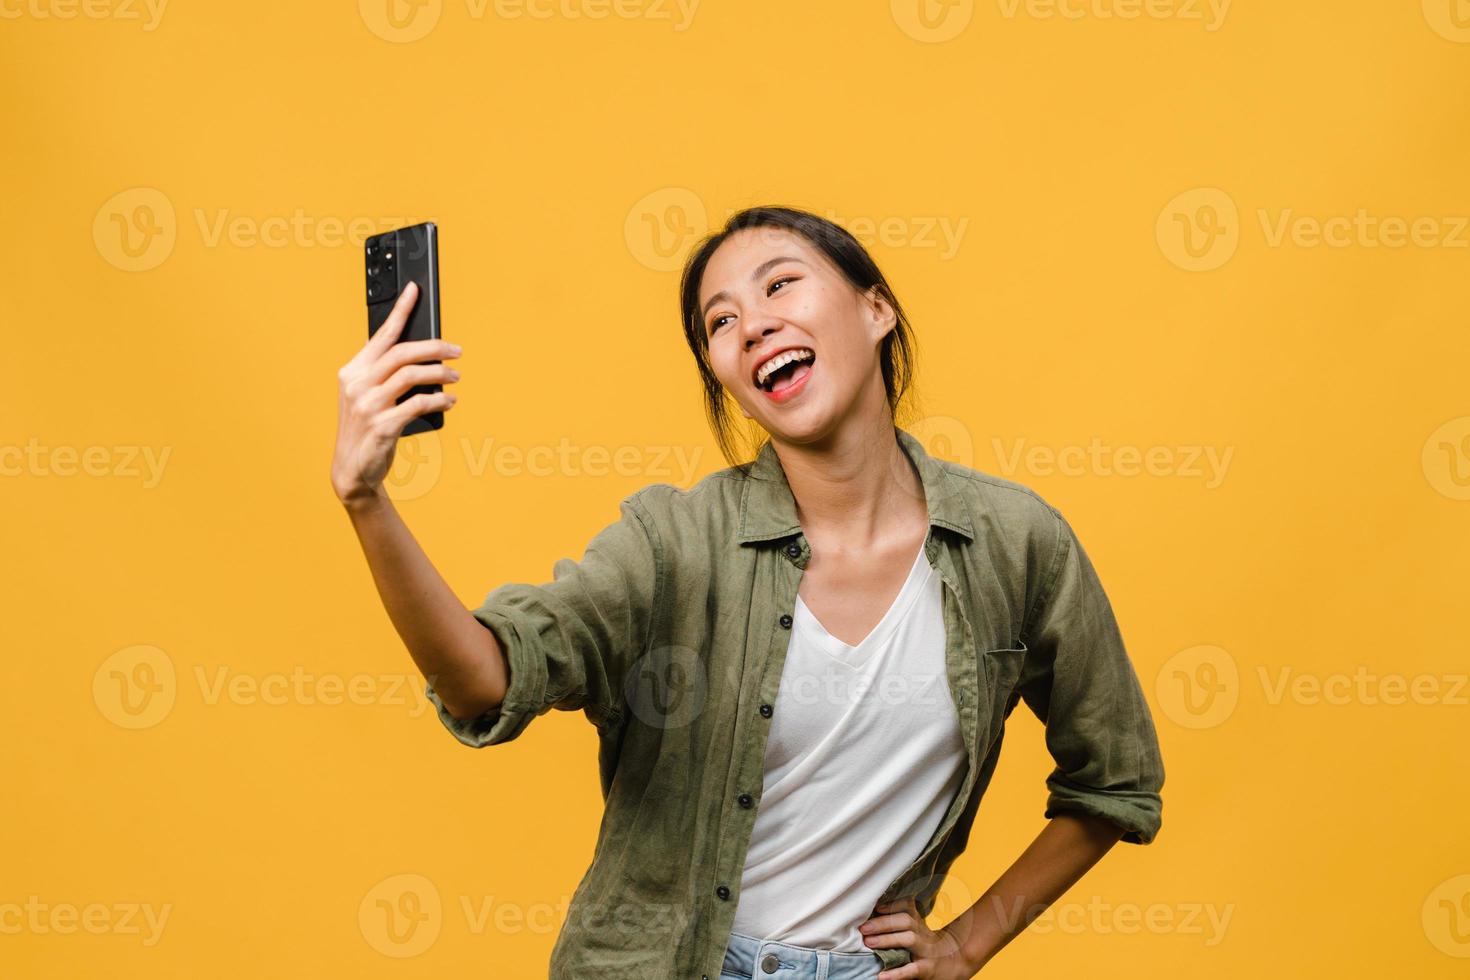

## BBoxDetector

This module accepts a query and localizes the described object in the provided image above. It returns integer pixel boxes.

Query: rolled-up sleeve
[425,491,661,749]
[1016,506,1165,844]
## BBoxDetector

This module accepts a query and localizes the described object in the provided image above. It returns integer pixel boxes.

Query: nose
[740,308,786,349]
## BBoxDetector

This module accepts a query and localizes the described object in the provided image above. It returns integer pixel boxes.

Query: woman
[330,206,1165,980]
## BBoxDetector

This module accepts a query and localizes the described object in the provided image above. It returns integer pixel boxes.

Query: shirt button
[784,541,800,557]
[779,614,793,628]
[738,793,753,808]
[716,884,731,900]
[759,703,773,718]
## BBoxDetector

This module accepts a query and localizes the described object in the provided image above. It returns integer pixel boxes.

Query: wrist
[338,484,391,517]
[939,919,991,976]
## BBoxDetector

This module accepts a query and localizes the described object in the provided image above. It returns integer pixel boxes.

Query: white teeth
[755,348,815,389]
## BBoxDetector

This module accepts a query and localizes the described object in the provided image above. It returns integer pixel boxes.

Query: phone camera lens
[366,243,379,257]
[368,281,382,300]
[367,263,382,277]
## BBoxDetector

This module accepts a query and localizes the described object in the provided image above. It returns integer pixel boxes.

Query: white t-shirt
[730,539,968,951]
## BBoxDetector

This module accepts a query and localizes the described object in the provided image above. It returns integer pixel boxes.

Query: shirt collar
[737,425,977,544]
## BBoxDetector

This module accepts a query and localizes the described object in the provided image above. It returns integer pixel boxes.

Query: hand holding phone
[366,222,444,437]
[330,225,459,507]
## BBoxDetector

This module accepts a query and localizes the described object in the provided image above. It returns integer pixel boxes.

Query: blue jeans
[720,929,884,980]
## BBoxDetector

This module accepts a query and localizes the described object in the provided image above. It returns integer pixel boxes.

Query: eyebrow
[701,256,809,320]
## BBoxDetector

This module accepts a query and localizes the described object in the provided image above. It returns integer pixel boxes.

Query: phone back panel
[365,222,442,436]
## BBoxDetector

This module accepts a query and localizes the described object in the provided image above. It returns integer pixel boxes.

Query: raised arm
[330,281,504,721]
[341,493,509,721]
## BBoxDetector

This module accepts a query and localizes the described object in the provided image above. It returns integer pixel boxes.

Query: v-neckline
[793,539,932,666]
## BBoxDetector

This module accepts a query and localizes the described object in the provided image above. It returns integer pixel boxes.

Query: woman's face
[697,226,895,442]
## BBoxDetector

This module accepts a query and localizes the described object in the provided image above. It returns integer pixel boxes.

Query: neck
[769,416,926,549]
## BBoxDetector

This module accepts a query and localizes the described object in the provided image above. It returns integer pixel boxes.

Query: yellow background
[4,0,1468,976]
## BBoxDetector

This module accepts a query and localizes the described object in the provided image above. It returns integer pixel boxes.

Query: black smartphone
[365,222,443,437]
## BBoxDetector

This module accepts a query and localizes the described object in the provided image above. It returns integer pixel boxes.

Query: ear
[863,285,897,344]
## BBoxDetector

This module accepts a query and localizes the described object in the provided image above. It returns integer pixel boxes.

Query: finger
[343,282,420,378]
[366,363,460,413]
[862,928,917,950]
[361,281,420,360]
[861,912,913,934]
[381,389,457,432]
[365,337,461,387]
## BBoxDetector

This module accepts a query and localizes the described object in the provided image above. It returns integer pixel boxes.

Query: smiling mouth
[755,350,817,392]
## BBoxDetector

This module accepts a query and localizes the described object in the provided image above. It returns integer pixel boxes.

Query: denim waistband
[720,929,883,980]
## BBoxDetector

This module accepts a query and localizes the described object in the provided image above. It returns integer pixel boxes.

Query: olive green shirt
[425,426,1165,979]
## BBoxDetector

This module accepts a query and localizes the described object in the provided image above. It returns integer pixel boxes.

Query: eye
[707,276,799,335]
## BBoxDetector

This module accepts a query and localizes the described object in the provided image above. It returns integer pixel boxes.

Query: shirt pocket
[981,639,1029,722]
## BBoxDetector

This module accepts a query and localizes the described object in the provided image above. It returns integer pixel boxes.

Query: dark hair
[678,205,920,469]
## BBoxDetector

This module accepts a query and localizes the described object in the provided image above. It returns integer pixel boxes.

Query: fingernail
[448,344,463,355]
